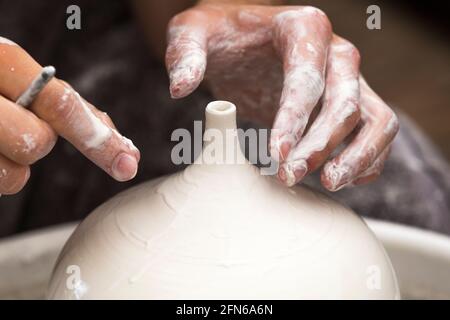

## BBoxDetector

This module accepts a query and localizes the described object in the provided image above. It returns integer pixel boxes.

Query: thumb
[166,12,208,99]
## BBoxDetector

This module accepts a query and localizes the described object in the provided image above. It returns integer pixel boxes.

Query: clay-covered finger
[0,40,140,181]
[38,83,140,182]
[352,145,391,186]
[270,7,332,161]
[279,36,360,186]
[321,76,399,191]
[166,10,209,98]
[0,95,57,165]
[0,153,30,195]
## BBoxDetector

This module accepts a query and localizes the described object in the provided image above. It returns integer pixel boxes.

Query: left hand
[165,3,399,191]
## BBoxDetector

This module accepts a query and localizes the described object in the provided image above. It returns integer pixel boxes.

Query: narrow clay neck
[205,100,237,133]
[198,101,247,166]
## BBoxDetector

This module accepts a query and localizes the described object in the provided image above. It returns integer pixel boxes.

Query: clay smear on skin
[322,87,381,191]
[60,87,112,149]
[322,78,398,190]
[167,26,207,92]
[208,17,271,54]
[21,133,37,153]
[0,37,17,46]
[271,10,327,158]
[384,114,399,135]
[306,42,317,55]
[59,87,138,152]
[323,138,378,191]
[283,87,358,186]
[281,40,360,186]
[0,169,7,178]
[271,63,325,160]
[237,10,263,25]
[288,44,359,159]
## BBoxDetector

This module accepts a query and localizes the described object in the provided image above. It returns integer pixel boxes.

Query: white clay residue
[283,63,325,107]
[112,128,138,153]
[323,143,378,191]
[273,10,308,39]
[60,87,112,149]
[169,50,206,85]
[73,91,112,149]
[237,10,262,25]
[0,36,17,46]
[21,133,36,153]
[329,42,353,53]
[384,113,399,135]
[306,42,317,55]
[0,168,7,178]
[274,62,325,148]
[167,26,207,88]
[302,6,325,16]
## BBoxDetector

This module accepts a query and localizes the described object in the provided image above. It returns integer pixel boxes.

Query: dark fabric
[0,0,449,237]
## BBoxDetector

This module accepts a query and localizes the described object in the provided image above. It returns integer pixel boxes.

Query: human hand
[165,3,399,191]
[0,37,140,195]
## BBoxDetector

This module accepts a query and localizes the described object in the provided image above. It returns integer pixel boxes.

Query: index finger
[270,7,332,161]
[0,39,140,181]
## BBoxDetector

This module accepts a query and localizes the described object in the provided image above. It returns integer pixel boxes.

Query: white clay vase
[47,101,400,299]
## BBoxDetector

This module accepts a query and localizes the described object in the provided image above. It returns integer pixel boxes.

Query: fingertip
[283,160,307,187]
[169,64,205,99]
[321,162,351,192]
[111,153,138,182]
[0,165,30,195]
[169,79,192,99]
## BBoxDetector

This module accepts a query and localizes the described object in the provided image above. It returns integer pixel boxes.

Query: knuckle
[386,111,400,135]
[347,44,361,64]
[304,6,332,33]
[343,101,361,126]
[275,6,331,35]
[46,87,78,124]
[301,6,328,19]
[168,11,188,30]
[338,42,360,63]
[332,38,360,64]
[168,8,205,34]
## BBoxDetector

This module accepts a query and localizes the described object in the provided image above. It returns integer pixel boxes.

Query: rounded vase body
[47,101,399,299]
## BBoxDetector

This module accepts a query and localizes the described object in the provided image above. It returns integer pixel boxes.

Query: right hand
[0,37,140,195]
[166,4,399,191]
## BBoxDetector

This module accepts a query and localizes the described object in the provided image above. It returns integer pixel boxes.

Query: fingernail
[169,66,200,98]
[169,80,183,98]
[323,162,349,191]
[283,160,308,187]
[112,153,138,182]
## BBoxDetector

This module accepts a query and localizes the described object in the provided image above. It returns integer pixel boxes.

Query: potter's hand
[0,37,140,195]
[165,3,399,191]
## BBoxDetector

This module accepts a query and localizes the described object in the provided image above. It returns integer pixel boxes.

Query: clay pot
[47,101,399,299]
